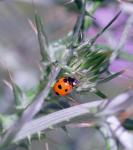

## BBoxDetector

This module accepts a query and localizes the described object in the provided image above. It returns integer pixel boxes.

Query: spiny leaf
[80,51,111,73]
[82,15,92,30]
[74,0,83,10]
[37,131,42,142]
[26,87,37,101]
[12,81,32,113]
[18,143,30,150]
[61,126,69,134]
[85,11,95,20]
[94,89,107,99]
[71,0,86,47]
[90,11,121,46]
[0,114,18,132]
[76,11,121,51]
[27,135,32,145]
[111,14,133,62]
[90,56,108,72]
[98,70,124,84]
[12,82,23,107]
[12,91,133,144]
[87,55,106,70]
[35,11,50,62]
[12,101,101,143]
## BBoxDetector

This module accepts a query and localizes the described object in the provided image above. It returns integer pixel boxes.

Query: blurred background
[0,0,133,150]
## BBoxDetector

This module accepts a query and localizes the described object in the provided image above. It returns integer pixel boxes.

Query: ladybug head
[67,77,79,87]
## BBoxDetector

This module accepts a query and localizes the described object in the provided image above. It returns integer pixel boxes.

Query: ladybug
[53,76,79,96]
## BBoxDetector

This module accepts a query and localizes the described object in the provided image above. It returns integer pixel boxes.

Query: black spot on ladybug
[55,92,59,95]
[63,78,67,82]
[58,85,62,89]
[65,89,68,92]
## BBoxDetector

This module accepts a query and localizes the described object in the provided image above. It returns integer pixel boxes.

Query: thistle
[0,1,133,150]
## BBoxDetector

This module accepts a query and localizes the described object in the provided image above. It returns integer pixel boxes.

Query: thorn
[65,118,70,122]
[0,60,14,85]
[64,0,74,5]
[48,126,54,130]
[37,131,42,142]
[27,135,31,145]
[85,11,96,20]
[36,61,44,73]
[3,80,12,90]
[28,18,37,35]
[8,71,13,83]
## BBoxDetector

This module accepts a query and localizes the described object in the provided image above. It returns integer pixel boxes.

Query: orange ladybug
[53,76,79,96]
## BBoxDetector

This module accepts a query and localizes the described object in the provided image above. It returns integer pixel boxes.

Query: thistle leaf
[27,135,32,145]
[71,1,86,47]
[12,91,133,143]
[90,11,121,46]
[18,143,29,150]
[35,11,50,62]
[0,114,18,132]
[12,81,32,112]
[74,0,83,10]
[61,126,69,134]
[94,89,107,99]
[98,70,124,84]
[12,82,23,107]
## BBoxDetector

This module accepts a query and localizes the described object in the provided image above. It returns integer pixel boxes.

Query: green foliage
[0,0,129,149]
[98,70,125,84]
[94,89,107,99]
[34,11,50,62]
[0,114,18,133]
[12,82,23,107]
[12,81,29,113]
